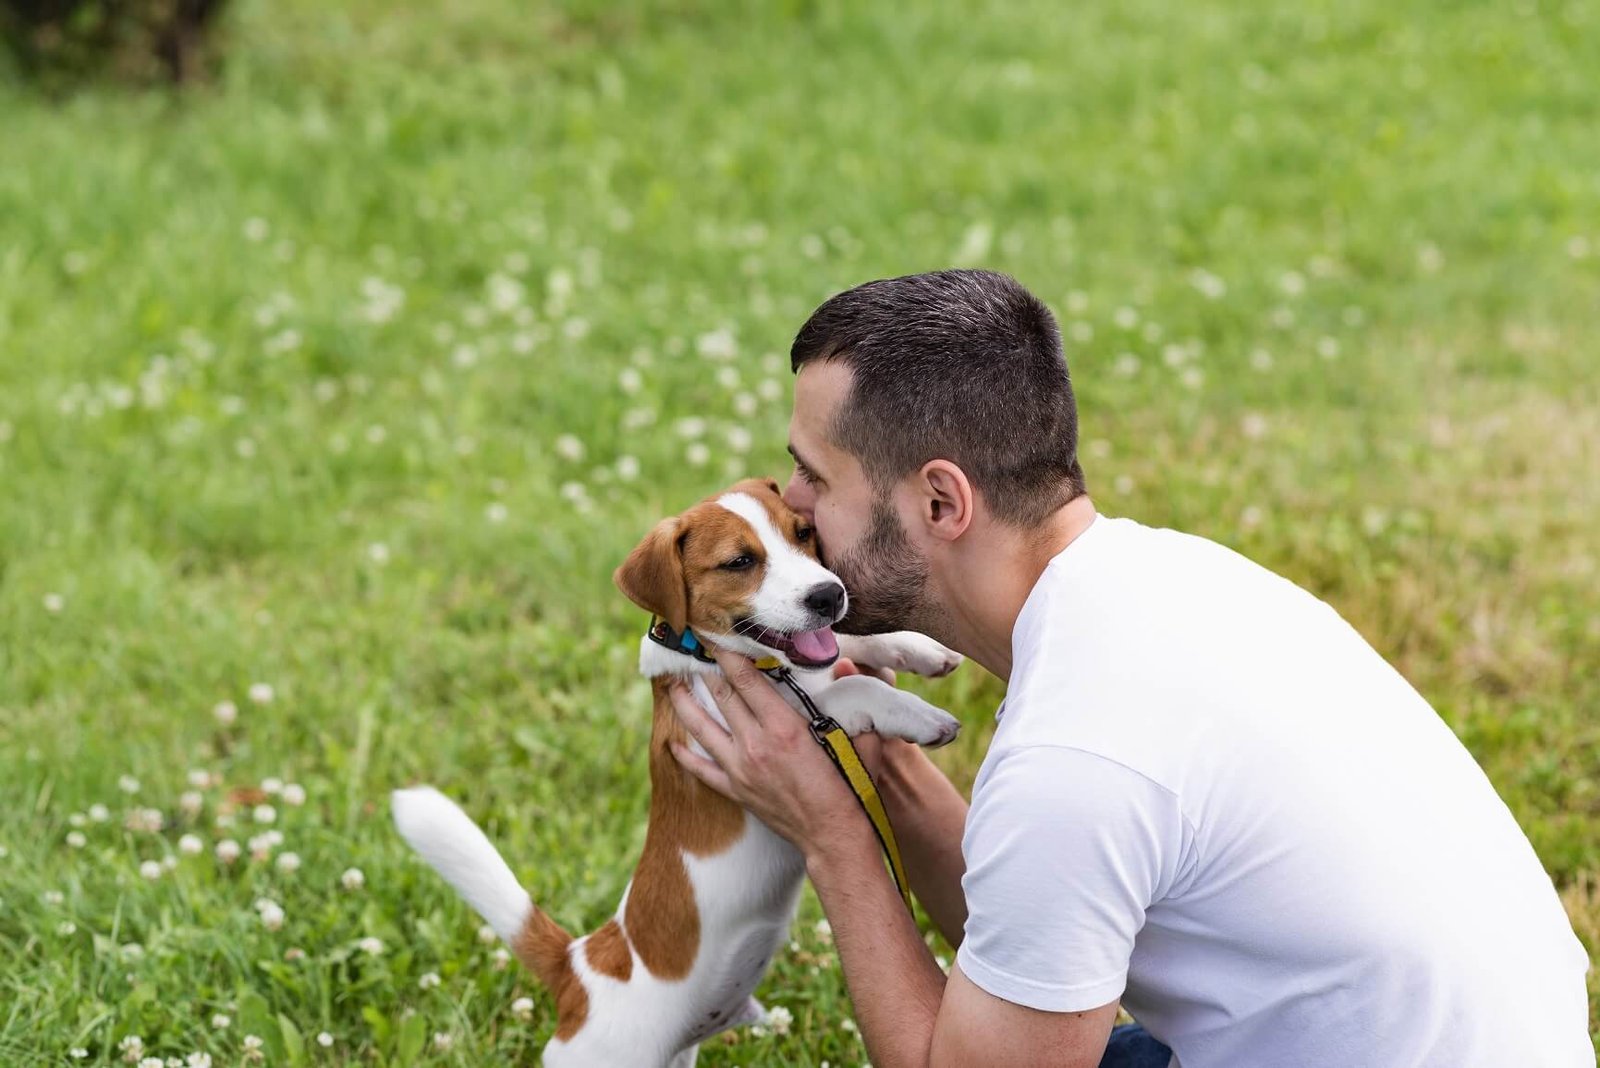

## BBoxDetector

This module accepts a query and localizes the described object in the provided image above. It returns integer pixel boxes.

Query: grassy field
[1,0,1596,1062]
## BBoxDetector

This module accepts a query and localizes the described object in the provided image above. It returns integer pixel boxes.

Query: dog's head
[614,477,846,670]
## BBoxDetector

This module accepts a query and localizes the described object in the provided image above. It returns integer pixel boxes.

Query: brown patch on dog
[513,908,589,1040]
[585,919,633,980]
[625,680,749,979]
[730,477,822,561]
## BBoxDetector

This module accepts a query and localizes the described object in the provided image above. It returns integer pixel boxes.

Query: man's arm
[807,823,1119,1068]
[666,650,1116,1068]
[876,738,971,948]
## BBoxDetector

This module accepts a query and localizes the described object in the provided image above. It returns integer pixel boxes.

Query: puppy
[394,478,960,1066]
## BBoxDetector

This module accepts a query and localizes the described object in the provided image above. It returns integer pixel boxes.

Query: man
[666,270,1592,1067]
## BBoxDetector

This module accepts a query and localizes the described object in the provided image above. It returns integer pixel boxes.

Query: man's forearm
[878,740,970,947]
[808,829,948,1068]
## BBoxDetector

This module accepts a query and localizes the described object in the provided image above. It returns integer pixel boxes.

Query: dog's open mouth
[738,622,840,669]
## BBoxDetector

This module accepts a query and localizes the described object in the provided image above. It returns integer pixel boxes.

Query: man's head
[783,269,1086,635]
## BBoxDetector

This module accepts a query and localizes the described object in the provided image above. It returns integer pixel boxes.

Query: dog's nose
[804,582,846,620]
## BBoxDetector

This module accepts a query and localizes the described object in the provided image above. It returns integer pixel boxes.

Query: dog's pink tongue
[791,626,839,663]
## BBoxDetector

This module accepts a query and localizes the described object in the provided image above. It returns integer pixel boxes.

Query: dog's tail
[392,786,574,991]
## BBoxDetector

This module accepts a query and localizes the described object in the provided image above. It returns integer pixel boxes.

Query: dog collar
[646,618,782,671]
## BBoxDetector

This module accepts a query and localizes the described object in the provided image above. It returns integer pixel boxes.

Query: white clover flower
[842,1018,857,1033]
[172,834,202,856]
[213,700,238,726]
[1113,305,1140,329]
[1112,353,1140,378]
[485,502,509,524]
[510,995,536,1020]
[316,1032,333,1048]
[248,683,274,705]
[243,217,269,242]
[695,328,737,361]
[276,852,301,875]
[685,443,710,467]
[555,434,586,462]
[1241,413,1269,440]
[341,867,366,892]
[615,455,640,482]
[118,775,141,795]
[43,592,66,614]
[1068,320,1094,344]
[187,1053,212,1068]
[558,481,589,507]
[764,1005,793,1035]
[1113,475,1136,496]
[282,782,306,806]
[364,424,387,445]
[43,890,65,905]
[242,1035,263,1052]
[119,1034,144,1059]
[1316,336,1341,360]
[138,1059,163,1068]
[491,946,511,969]
[359,936,384,956]
[248,834,275,862]
[618,368,642,394]
[58,921,77,936]
[67,831,87,849]
[621,406,657,431]
[121,942,145,961]
[258,902,285,931]
[211,1013,230,1029]
[1278,270,1306,296]
[139,860,162,880]
[162,854,178,872]
[88,803,110,823]
[215,839,242,864]
[724,427,752,454]
[757,378,783,401]
[261,777,284,796]
[126,809,164,834]
[715,366,740,390]
[70,1047,88,1059]
[1241,505,1264,530]
[1250,348,1274,371]
[419,972,441,990]
[179,791,204,818]
[814,918,832,941]
[732,391,758,418]
[253,804,277,825]
[1180,367,1204,390]
[186,769,212,789]
[477,923,497,944]
[432,1032,453,1052]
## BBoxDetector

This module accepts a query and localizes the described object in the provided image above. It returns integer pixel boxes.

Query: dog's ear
[614,517,688,633]
[761,477,782,496]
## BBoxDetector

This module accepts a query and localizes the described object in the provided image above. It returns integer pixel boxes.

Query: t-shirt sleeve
[956,745,1187,1012]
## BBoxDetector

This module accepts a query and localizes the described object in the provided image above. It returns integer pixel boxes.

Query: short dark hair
[790,269,1086,527]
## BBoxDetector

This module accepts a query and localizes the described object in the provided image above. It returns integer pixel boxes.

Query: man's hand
[666,648,881,860]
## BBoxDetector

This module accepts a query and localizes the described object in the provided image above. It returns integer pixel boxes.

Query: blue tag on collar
[680,630,700,652]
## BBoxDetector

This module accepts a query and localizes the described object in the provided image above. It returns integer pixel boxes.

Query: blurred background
[1,0,1595,1062]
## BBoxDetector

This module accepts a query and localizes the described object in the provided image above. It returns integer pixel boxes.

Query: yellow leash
[758,660,914,911]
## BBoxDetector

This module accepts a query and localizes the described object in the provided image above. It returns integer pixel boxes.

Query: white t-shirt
[956,514,1592,1067]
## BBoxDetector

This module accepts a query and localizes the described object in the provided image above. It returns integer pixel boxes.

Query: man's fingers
[712,648,782,714]
[705,670,762,735]
[670,742,736,797]
[666,681,736,763]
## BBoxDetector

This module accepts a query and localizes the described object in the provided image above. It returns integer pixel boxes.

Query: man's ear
[614,517,689,632]
[920,460,975,541]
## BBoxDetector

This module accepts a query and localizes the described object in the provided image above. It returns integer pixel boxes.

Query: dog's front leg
[812,675,960,748]
[837,632,962,677]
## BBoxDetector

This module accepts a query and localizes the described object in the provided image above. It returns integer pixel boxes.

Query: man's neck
[930,495,1098,681]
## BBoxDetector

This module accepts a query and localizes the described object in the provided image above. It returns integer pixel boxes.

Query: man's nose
[782,473,814,519]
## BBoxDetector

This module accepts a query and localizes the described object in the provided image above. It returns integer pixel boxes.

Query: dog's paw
[881,693,961,748]
[849,632,963,678]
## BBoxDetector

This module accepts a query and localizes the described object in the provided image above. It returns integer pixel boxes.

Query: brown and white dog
[392,478,961,1067]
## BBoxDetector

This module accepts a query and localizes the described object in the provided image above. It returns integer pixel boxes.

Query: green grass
[2,0,1596,1062]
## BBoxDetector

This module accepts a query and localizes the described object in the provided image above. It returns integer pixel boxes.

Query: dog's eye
[795,526,814,543]
[721,554,757,571]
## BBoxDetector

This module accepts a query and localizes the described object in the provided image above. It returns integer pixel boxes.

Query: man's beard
[824,495,937,636]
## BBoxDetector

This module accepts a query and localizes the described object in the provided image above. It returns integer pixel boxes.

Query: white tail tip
[392,785,531,943]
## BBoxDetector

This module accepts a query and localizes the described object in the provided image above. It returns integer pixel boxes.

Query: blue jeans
[1099,1023,1173,1068]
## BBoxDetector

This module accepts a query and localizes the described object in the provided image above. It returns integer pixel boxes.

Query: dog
[393,477,961,1067]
